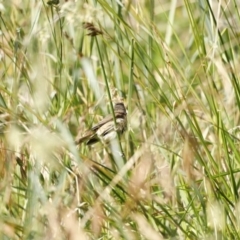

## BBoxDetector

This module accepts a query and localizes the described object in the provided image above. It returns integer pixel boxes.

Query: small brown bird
[75,102,127,145]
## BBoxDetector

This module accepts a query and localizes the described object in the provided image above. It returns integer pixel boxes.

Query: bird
[75,102,127,145]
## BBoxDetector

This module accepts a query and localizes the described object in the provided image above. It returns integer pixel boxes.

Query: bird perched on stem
[75,102,127,145]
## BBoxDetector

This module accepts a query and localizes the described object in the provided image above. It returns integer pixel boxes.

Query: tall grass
[1,0,240,239]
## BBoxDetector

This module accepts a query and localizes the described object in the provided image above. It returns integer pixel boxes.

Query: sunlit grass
[1,0,240,239]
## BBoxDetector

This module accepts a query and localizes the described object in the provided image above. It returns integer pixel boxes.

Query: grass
[1,0,240,239]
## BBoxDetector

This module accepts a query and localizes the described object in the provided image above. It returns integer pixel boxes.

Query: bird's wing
[91,115,114,131]
[75,130,95,144]
[97,121,115,136]
[96,115,126,136]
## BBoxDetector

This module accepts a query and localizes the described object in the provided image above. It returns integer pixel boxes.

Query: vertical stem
[95,37,126,167]
[126,39,135,158]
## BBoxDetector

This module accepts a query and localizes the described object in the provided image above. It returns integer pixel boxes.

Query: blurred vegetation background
[1,0,240,239]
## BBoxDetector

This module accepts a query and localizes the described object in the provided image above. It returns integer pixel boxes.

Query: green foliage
[1,0,240,239]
